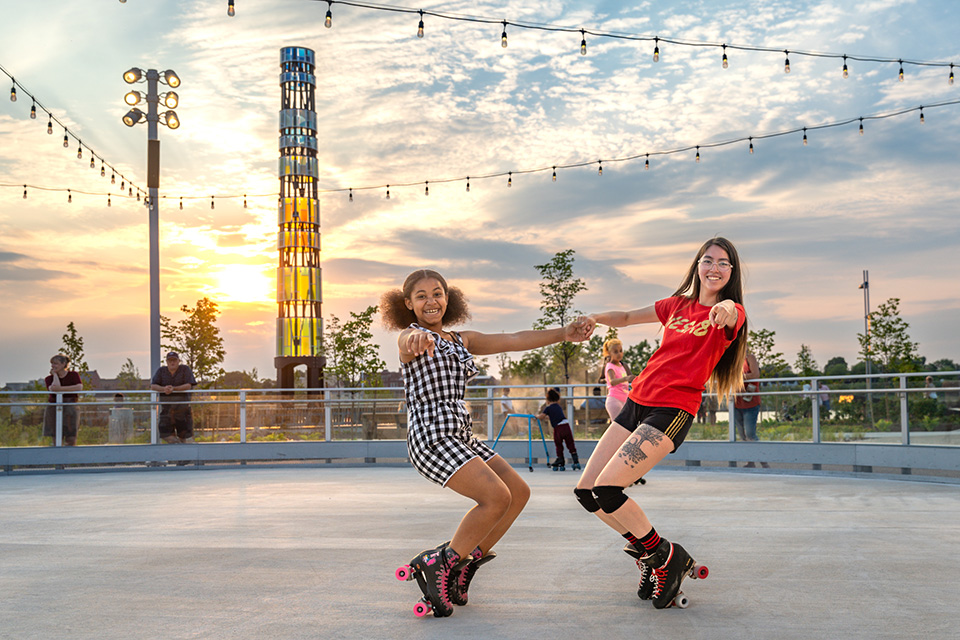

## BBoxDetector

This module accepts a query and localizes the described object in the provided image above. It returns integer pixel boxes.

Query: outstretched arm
[460,319,590,356]
[581,305,659,337]
[398,327,436,364]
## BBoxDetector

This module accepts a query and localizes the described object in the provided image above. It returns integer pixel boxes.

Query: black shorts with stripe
[614,399,694,452]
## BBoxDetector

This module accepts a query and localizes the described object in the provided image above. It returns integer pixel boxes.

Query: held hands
[709,300,737,328]
[564,316,596,342]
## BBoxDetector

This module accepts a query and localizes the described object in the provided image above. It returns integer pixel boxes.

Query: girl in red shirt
[574,237,748,609]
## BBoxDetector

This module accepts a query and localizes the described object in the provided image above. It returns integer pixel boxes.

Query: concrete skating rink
[1,463,958,639]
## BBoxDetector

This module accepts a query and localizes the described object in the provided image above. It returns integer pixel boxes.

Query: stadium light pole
[122,67,181,375]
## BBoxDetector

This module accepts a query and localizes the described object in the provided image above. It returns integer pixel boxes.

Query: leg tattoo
[618,424,666,469]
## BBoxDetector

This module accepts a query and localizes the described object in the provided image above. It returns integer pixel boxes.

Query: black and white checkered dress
[402,324,498,486]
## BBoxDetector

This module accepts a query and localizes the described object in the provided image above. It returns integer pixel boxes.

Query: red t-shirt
[628,296,746,415]
[45,371,83,403]
[734,359,761,409]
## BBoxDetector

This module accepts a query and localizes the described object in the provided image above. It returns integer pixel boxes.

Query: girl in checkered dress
[382,269,587,617]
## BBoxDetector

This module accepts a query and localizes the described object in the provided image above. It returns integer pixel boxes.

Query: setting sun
[211,264,274,304]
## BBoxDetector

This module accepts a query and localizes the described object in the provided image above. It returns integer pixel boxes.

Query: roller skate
[450,547,497,606]
[645,539,695,609]
[623,542,656,600]
[571,453,581,471]
[395,543,468,618]
[551,456,565,471]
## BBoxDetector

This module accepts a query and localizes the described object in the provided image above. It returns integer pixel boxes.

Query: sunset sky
[1,0,958,386]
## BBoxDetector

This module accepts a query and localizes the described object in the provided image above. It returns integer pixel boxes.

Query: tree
[116,358,142,390]
[622,339,657,376]
[61,322,91,388]
[533,249,587,383]
[824,356,849,377]
[323,305,386,387]
[749,328,790,377]
[857,298,919,373]
[794,344,820,377]
[161,297,226,386]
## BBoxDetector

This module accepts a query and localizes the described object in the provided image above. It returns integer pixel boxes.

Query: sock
[622,532,640,546]
[638,528,661,552]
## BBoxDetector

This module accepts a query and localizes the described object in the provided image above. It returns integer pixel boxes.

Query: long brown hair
[671,237,748,403]
[380,269,471,331]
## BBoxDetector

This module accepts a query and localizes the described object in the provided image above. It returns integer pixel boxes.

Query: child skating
[383,269,588,618]
[573,237,748,609]
[536,388,580,471]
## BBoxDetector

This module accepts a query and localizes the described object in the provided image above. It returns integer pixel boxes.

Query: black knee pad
[573,488,601,513]
[592,485,628,514]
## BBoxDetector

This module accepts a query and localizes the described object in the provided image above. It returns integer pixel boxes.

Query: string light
[424,181,429,196]
[644,154,650,170]
[325,1,332,28]
[111,171,116,184]
[385,185,390,199]
[501,21,508,48]
[899,59,904,82]
[180,197,184,210]
[859,117,864,135]
[77,143,83,159]
[107,193,111,207]
[47,115,53,134]
[90,153,96,169]
[784,50,790,74]
[9,81,15,102]
[843,55,849,78]
[722,44,728,69]
[920,107,924,123]
[597,160,602,175]
[748,137,754,154]
[348,188,353,202]
[243,194,248,208]
[67,189,72,203]
[653,36,659,62]
[695,146,700,162]
[227,0,235,17]
[417,10,424,38]
[211,196,215,209]
[465,177,470,192]
[30,100,36,119]
[552,166,557,181]
[950,64,955,85]
[63,129,69,148]
[580,29,587,55]
[802,127,808,145]
[507,171,512,187]
[100,162,105,177]
[23,185,26,199]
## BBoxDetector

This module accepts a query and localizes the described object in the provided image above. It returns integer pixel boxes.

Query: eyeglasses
[699,258,733,271]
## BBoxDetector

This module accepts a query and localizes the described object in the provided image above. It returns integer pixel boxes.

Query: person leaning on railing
[150,351,198,444]
[44,354,83,446]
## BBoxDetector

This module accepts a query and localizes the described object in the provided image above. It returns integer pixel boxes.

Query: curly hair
[380,269,471,331]
[601,338,623,362]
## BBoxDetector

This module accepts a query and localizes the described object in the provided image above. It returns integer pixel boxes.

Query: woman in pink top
[602,339,631,422]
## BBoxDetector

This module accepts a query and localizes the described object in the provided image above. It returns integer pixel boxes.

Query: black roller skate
[551,456,565,471]
[450,547,497,606]
[644,539,695,609]
[623,542,656,600]
[571,453,581,471]
[395,543,468,618]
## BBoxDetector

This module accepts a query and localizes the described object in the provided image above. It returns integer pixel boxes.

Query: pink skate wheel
[395,565,411,581]
[413,601,431,617]
[696,565,709,579]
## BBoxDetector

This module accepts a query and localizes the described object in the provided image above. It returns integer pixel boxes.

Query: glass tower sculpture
[275,46,325,389]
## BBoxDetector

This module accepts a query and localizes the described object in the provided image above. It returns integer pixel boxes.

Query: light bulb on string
[597,161,602,176]
[802,127,808,145]
[580,30,587,55]
[950,64,954,85]
[920,107,925,123]
[898,60,904,82]
[348,188,353,202]
[77,143,83,159]
[501,21,508,48]
[784,50,790,74]
[227,0,235,17]
[466,177,470,192]
[111,172,116,184]
[30,101,37,119]
[211,196,215,209]
[324,1,332,28]
[128,187,133,197]
[67,189,72,203]
[90,154,96,169]
[645,154,649,170]
[859,118,864,135]
[748,137,754,154]
[417,10,424,38]
[100,162,105,177]
[507,172,512,187]
[842,55,848,78]
[424,181,429,196]
[653,37,660,62]
[243,195,247,208]
[9,82,16,102]
[23,185,27,199]
[108,193,112,207]
[47,115,53,134]
[722,44,728,68]
[63,129,69,148]
[695,146,700,163]
[179,197,184,210]
[552,166,557,182]
[385,185,390,200]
